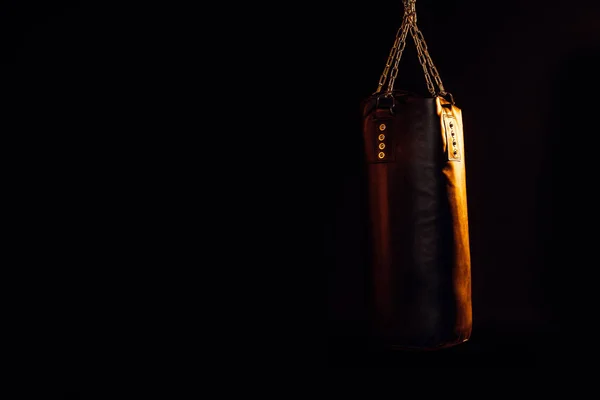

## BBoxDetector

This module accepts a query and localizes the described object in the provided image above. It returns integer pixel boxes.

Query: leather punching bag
[361,0,472,350]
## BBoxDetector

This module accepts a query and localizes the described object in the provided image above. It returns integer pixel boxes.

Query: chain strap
[384,17,411,96]
[374,14,410,95]
[375,0,448,99]
[411,24,446,96]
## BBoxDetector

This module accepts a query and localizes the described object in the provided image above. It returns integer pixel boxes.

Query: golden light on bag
[360,0,472,350]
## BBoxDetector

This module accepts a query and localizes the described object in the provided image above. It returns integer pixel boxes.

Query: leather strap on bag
[374,0,454,104]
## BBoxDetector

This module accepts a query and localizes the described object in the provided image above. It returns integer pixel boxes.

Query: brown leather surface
[361,92,472,349]
[437,96,472,345]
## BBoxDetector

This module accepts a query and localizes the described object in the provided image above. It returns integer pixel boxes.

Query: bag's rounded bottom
[388,337,470,352]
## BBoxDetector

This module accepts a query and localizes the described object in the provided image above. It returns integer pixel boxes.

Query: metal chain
[410,24,436,96]
[376,0,447,97]
[375,14,410,94]
[383,19,411,95]
[411,24,446,96]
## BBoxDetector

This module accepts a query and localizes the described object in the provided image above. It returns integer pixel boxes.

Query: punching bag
[361,0,472,350]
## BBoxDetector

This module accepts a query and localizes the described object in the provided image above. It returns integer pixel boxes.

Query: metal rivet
[378,152,385,159]
[452,141,456,145]
[451,132,455,136]
[378,134,385,141]
[449,122,454,127]
[378,143,385,150]
[379,124,386,131]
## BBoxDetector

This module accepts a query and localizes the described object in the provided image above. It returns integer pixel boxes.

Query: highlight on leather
[436,96,472,345]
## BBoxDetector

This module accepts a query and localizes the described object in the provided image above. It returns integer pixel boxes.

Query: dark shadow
[538,46,600,352]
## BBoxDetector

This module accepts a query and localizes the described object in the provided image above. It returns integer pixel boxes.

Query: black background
[5,0,600,380]
[315,0,600,367]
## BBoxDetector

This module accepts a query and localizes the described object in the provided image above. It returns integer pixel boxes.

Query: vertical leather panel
[437,97,473,342]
